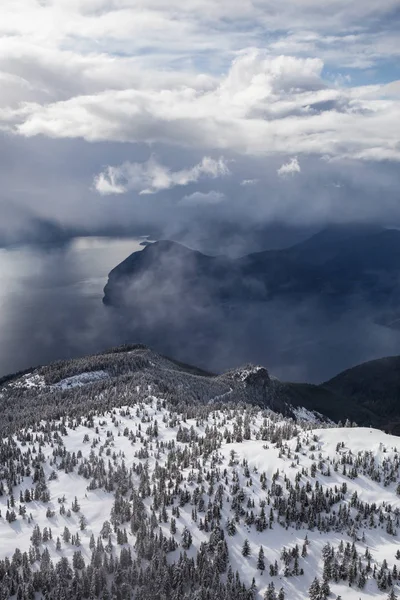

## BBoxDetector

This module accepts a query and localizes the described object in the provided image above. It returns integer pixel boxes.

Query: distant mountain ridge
[104,224,400,308]
[323,355,400,432]
[99,225,400,383]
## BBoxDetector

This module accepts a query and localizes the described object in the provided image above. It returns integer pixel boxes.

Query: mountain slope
[324,355,400,433]
[0,344,395,433]
[101,227,400,385]
[0,348,400,599]
[0,345,300,437]
[279,381,376,426]
[283,223,384,266]
[103,226,400,307]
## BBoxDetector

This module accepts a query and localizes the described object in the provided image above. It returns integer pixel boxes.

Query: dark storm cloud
[1,129,400,256]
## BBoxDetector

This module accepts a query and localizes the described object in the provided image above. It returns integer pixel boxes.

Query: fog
[104,241,400,383]
[2,227,400,384]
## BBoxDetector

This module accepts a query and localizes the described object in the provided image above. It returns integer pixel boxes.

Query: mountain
[0,344,324,436]
[103,238,320,307]
[103,240,238,307]
[101,225,400,382]
[104,225,400,307]
[284,353,400,430]
[0,345,400,600]
[324,355,400,433]
[283,223,384,266]
[0,343,382,430]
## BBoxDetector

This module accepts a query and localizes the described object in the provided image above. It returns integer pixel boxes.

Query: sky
[1,0,400,250]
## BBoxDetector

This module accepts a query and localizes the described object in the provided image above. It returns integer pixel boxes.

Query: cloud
[0,0,400,248]
[278,157,301,177]
[94,156,230,195]
[241,179,258,186]
[94,170,126,196]
[5,50,398,163]
[0,1,398,70]
[181,191,225,205]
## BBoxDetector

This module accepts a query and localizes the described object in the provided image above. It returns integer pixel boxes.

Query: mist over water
[0,237,145,377]
[2,236,400,383]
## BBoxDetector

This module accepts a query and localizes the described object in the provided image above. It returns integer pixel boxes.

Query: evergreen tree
[257,546,265,572]
[308,577,321,600]
[242,539,251,557]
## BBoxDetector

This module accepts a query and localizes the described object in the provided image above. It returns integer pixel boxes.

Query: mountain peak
[227,364,270,385]
[143,239,200,254]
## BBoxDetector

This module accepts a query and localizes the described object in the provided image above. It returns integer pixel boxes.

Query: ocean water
[0,237,144,377]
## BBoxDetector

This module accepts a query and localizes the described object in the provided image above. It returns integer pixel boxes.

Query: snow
[232,366,265,382]
[9,373,47,389]
[1,398,400,599]
[293,406,325,424]
[52,370,110,389]
[7,370,110,391]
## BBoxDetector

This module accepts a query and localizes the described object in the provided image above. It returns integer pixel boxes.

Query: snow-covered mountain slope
[1,383,400,600]
[8,370,111,391]
[0,345,321,440]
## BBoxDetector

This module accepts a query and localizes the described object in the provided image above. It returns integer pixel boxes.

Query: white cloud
[181,191,225,204]
[0,0,399,247]
[5,50,398,163]
[241,179,258,186]
[277,157,301,177]
[1,1,398,61]
[93,169,127,196]
[94,156,230,195]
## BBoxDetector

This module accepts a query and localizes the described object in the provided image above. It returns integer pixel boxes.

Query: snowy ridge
[8,370,110,391]
[52,370,110,390]
[231,366,266,382]
[0,392,400,599]
[293,406,329,425]
[9,373,47,389]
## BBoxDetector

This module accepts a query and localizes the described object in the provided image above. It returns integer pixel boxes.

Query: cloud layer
[1,50,398,164]
[0,0,399,244]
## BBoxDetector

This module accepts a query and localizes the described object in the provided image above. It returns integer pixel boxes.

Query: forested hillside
[0,346,400,599]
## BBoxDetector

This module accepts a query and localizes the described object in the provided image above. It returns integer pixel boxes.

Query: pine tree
[242,539,251,557]
[257,546,265,572]
[63,526,71,543]
[181,526,192,550]
[170,517,177,535]
[79,514,87,530]
[321,579,330,599]
[264,581,277,600]
[226,518,237,536]
[308,577,321,600]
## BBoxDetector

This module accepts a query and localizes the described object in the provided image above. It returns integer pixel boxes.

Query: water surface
[0,237,144,377]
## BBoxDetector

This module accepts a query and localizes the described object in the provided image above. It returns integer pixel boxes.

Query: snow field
[0,400,399,599]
